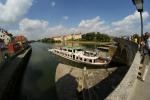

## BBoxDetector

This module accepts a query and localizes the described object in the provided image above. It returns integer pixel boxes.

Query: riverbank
[66,41,113,44]
[41,41,114,45]
[0,47,32,100]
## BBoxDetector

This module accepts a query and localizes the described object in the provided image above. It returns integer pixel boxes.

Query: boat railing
[83,51,98,57]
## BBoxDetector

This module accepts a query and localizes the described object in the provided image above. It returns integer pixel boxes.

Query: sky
[0,0,150,40]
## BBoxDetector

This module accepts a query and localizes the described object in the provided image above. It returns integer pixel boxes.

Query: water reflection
[19,42,101,100]
[19,43,59,100]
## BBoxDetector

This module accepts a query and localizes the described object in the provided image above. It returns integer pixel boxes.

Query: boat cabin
[50,46,109,65]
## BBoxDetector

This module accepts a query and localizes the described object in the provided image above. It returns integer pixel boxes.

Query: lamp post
[132,0,144,38]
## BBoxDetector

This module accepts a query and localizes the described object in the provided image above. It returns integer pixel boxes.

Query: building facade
[0,31,11,45]
[52,33,82,41]
[53,36,62,41]
[73,33,82,40]
[14,35,27,44]
[0,39,8,63]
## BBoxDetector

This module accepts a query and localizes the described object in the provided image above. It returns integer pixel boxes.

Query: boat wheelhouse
[48,46,111,66]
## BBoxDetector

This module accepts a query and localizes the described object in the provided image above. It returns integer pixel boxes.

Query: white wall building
[0,32,11,45]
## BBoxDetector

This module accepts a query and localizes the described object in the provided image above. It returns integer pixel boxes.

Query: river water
[19,42,98,100]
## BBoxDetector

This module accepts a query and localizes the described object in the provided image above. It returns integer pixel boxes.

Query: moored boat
[48,46,111,66]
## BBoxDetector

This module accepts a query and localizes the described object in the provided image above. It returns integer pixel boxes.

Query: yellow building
[53,36,62,41]
[73,33,82,40]
[52,33,82,41]
[64,33,82,41]
[64,34,72,41]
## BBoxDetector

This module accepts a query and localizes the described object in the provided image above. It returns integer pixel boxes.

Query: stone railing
[105,38,141,100]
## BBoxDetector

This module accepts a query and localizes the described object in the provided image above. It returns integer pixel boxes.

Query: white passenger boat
[48,46,111,66]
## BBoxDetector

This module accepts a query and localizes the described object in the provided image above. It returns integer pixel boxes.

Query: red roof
[14,35,27,42]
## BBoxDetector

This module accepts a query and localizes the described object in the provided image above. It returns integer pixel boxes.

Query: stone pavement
[129,65,150,100]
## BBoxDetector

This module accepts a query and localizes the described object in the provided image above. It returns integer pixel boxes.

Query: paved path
[129,66,150,100]
[0,48,31,98]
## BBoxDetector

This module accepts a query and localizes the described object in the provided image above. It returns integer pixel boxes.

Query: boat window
[89,59,92,63]
[63,49,67,51]
[94,60,95,63]
[76,57,78,59]
[84,59,87,61]
[84,51,97,57]
[68,49,72,52]
[80,58,82,61]
[76,49,83,51]
[84,52,89,56]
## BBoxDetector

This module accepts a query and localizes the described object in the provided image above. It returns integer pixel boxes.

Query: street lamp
[132,0,144,37]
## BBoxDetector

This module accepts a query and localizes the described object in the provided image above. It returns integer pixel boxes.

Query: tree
[81,32,111,42]
[82,32,95,41]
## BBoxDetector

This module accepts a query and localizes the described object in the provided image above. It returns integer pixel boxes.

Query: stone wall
[111,38,139,66]
[105,38,141,100]
[106,52,140,100]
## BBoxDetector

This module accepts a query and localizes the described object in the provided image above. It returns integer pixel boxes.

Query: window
[80,58,82,61]
[94,60,95,63]
[84,59,87,61]
[68,49,72,52]
[89,59,92,63]
[77,49,83,51]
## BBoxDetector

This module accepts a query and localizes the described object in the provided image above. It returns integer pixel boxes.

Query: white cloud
[17,18,71,40]
[12,11,150,40]
[111,11,149,35]
[19,18,49,30]
[18,18,49,40]
[112,11,149,26]
[62,16,69,20]
[77,16,110,33]
[15,17,110,40]
[51,1,56,7]
[145,23,150,31]
[0,0,33,24]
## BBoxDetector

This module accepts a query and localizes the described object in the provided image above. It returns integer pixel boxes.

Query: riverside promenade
[129,66,150,100]
[0,47,32,100]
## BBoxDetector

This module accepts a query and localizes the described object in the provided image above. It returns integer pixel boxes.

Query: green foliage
[81,32,110,42]
[82,32,96,41]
